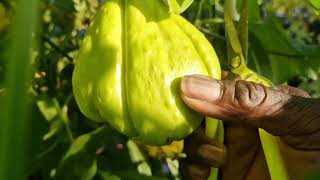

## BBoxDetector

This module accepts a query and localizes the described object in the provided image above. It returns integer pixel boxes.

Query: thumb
[180,75,320,137]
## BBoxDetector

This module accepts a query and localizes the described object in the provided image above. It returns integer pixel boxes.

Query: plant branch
[239,0,248,61]
[42,35,73,61]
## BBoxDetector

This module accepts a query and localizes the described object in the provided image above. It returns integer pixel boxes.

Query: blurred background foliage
[0,0,319,179]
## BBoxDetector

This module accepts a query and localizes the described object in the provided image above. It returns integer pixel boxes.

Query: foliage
[262,0,320,95]
[0,0,319,179]
[164,0,195,14]
[0,0,39,179]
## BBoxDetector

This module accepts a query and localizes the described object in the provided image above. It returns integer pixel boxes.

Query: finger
[277,85,311,98]
[184,128,227,167]
[180,158,211,180]
[221,124,270,180]
[180,75,320,137]
[195,144,226,167]
[187,126,224,147]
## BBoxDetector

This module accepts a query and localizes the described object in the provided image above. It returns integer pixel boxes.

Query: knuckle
[234,81,267,111]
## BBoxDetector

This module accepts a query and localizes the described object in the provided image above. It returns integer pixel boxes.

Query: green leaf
[249,16,320,83]
[127,140,152,176]
[300,78,320,98]
[96,171,121,180]
[137,161,152,176]
[127,140,146,163]
[309,0,320,11]
[166,158,179,177]
[164,0,195,14]
[25,100,51,172]
[54,126,112,180]
[37,99,58,121]
[248,0,261,22]
[42,117,64,140]
[0,0,40,179]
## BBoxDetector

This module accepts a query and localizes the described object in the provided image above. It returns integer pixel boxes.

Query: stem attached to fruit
[224,0,289,179]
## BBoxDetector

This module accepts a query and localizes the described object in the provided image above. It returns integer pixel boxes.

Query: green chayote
[72,0,221,145]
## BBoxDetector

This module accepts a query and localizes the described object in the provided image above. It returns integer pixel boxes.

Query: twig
[42,35,73,61]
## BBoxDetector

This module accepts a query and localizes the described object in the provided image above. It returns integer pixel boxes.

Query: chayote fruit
[72,0,221,145]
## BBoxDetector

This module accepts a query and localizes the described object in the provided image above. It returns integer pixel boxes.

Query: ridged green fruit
[72,0,221,145]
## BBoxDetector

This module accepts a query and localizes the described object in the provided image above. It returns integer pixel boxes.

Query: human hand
[179,74,320,180]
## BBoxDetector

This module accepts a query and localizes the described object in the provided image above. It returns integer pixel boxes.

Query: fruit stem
[224,0,289,179]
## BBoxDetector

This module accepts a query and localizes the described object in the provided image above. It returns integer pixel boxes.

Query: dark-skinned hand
[179,74,320,180]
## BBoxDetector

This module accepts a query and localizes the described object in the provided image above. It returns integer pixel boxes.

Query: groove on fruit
[120,0,136,136]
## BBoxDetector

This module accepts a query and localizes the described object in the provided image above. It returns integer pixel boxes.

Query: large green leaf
[55,127,111,180]
[309,0,320,12]
[55,126,158,180]
[249,16,320,83]
[0,0,40,179]
[248,0,261,22]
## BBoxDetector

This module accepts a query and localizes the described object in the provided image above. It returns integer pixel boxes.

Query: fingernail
[181,75,221,102]
[193,74,212,80]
